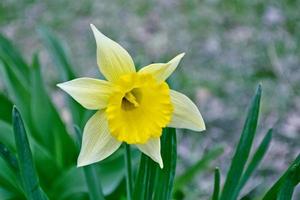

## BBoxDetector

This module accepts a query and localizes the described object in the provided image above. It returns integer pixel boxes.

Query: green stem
[212,167,220,200]
[124,143,133,200]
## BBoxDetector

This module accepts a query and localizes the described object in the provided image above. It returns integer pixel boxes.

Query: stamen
[124,92,139,107]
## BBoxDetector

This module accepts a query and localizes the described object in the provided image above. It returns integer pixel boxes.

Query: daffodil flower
[57,24,205,168]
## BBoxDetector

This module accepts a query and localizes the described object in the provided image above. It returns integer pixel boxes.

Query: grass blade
[74,126,105,200]
[212,167,221,200]
[220,84,262,200]
[262,154,300,200]
[233,129,273,198]
[12,106,48,200]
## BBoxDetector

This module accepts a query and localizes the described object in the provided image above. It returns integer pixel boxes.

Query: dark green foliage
[263,154,300,200]
[12,106,48,200]
[234,129,273,197]
[0,94,13,123]
[212,168,220,200]
[0,142,18,172]
[133,128,177,200]
[220,85,262,200]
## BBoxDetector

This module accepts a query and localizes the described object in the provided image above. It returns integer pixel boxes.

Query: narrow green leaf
[30,54,77,168]
[220,85,262,200]
[276,172,298,200]
[153,128,177,200]
[133,153,149,199]
[124,144,133,200]
[74,126,105,200]
[233,129,272,198]
[12,106,48,200]
[212,167,221,200]
[0,33,30,84]
[263,154,300,200]
[0,158,24,199]
[174,146,224,191]
[0,60,31,121]
[0,94,13,123]
[0,120,15,150]
[37,26,76,81]
[0,187,21,199]
[133,154,158,200]
[133,128,177,200]
[0,142,18,172]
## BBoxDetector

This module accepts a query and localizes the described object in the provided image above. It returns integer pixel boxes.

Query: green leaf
[124,144,133,200]
[174,146,224,191]
[233,129,272,198]
[220,84,262,200]
[133,128,177,200]
[212,167,221,200]
[276,162,300,200]
[153,128,177,200]
[262,154,300,200]
[0,158,24,199]
[0,120,15,150]
[0,33,30,84]
[0,187,21,200]
[37,27,76,81]
[12,106,48,200]
[49,166,87,200]
[0,94,13,123]
[133,153,157,200]
[0,60,31,121]
[74,126,105,200]
[30,54,77,168]
[0,142,18,172]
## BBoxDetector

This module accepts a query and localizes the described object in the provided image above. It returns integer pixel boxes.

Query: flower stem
[124,143,133,200]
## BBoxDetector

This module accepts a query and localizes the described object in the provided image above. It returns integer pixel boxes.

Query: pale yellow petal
[136,138,163,168]
[90,24,135,82]
[77,111,121,167]
[57,78,114,110]
[139,53,185,82]
[168,90,206,131]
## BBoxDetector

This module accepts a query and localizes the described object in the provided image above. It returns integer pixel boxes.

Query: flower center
[106,73,173,144]
[121,88,142,110]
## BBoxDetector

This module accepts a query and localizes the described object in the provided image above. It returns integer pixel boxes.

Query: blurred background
[0,0,299,199]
